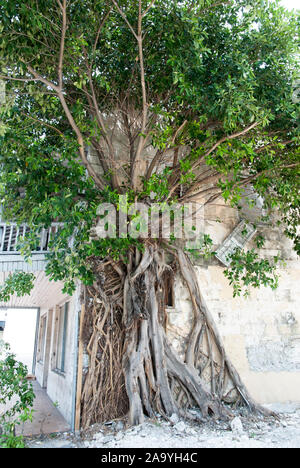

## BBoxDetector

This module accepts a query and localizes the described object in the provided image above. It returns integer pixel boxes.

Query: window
[215,220,257,267]
[37,315,47,363]
[165,275,175,308]
[53,302,69,373]
[0,227,4,250]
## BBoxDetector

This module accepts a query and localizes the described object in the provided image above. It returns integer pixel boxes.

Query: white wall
[35,286,81,425]
[45,295,78,425]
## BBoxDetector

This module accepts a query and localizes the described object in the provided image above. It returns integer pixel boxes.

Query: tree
[0,0,299,427]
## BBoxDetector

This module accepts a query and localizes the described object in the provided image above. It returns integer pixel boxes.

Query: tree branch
[58,0,67,90]
[0,75,39,83]
[92,7,114,58]
[145,149,164,180]
[57,91,106,189]
[255,139,294,154]
[131,0,149,189]
[171,120,188,145]
[165,122,261,201]
[26,64,60,92]
[84,63,119,189]
[142,0,156,18]
[236,163,300,188]
[191,121,260,171]
[111,0,150,188]
[20,112,65,137]
[111,0,138,40]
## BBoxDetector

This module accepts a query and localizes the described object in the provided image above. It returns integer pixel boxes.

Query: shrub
[0,342,35,448]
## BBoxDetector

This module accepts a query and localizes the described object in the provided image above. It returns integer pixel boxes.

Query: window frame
[52,302,69,374]
[37,314,47,363]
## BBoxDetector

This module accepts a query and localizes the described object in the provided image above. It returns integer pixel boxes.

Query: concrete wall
[89,136,300,407]
[168,202,300,405]
[173,262,300,404]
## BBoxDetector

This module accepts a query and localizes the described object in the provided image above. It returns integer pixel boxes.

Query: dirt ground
[26,402,300,449]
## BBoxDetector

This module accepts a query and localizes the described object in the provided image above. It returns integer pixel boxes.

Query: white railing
[0,223,63,254]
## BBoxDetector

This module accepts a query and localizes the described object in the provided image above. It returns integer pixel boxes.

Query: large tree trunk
[80,243,273,428]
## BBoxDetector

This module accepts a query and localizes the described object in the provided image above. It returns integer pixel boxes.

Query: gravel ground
[26,403,300,449]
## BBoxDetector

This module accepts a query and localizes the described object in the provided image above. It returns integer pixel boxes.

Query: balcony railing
[0,223,63,254]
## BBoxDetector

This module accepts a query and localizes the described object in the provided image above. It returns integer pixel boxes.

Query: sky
[280,0,299,10]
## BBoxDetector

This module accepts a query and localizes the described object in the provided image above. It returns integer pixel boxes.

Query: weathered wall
[88,120,300,405]
[45,297,76,425]
[168,203,300,404]
[35,285,81,425]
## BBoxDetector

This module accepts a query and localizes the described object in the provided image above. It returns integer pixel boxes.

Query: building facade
[0,205,299,429]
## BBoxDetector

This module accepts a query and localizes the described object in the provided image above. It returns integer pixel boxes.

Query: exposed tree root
[81,261,129,427]
[80,243,276,428]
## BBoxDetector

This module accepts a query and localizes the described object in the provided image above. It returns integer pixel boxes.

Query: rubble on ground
[26,403,300,449]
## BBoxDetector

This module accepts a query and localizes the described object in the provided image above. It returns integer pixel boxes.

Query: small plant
[186,234,215,260]
[0,342,35,448]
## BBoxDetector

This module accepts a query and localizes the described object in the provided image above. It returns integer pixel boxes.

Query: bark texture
[80,244,274,428]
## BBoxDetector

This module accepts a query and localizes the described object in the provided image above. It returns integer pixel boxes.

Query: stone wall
[88,120,300,405]
[168,203,300,404]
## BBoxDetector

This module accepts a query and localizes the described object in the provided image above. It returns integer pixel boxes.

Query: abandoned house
[0,191,299,432]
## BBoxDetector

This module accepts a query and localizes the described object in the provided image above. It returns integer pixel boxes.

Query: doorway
[0,308,38,372]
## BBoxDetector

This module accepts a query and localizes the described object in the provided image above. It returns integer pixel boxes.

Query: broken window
[215,220,257,267]
[165,275,175,308]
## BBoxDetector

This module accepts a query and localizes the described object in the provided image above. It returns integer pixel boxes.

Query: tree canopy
[0,0,299,295]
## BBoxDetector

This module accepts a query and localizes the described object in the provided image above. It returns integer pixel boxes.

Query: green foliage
[0,272,35,302]
[185,234,215,260]
[0,342,35,448]
[0,0,298,297]
[142,168,173,201]
[224,248,280,297]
